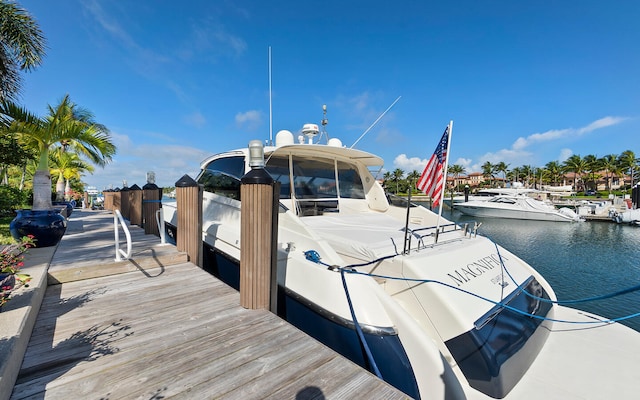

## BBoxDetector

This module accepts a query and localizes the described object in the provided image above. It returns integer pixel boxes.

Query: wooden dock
[8,210,408,399]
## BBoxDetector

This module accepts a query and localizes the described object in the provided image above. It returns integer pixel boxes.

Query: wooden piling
[103,190,114,211]
[128,184,142,226]
[175,175,203,267]
[120,187,130,219]
[239,167,279,310]
[112,190,121,212]
[142,183,162,236]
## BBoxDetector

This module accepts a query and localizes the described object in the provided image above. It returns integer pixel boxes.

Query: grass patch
[0,216,16,244]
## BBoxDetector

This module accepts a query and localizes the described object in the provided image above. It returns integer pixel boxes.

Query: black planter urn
[10,209,67,247]
[52,201,74,217]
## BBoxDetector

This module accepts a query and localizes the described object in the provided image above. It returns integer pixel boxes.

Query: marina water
[441,208,640,332]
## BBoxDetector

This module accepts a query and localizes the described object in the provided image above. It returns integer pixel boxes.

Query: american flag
[416,126,449,207]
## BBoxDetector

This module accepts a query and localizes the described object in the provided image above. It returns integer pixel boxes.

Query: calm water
[440,207,640,332]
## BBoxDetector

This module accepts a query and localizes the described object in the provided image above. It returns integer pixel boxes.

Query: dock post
[112,188,121,213]
[129,184,143,226]
[120,186,130,220]
[103,189,114,211]
[142,172,162,236]
[240,140,280,311]
[175,175,203,267]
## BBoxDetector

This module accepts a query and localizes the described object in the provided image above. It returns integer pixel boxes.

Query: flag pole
[434,120,453,243]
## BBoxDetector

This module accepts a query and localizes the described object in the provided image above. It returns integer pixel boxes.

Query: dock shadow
[127,247,167,278]
[11,284,132,399]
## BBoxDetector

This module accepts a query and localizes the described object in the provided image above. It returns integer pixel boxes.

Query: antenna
[268,46,273,145]
[319,104,329,143]
[350,96,401,149]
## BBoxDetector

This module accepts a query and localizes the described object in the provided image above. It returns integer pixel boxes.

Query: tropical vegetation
[0,0,46,102]
[384,151,639,196]
[0,95,116,210]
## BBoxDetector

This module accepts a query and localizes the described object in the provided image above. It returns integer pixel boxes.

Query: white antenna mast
[268,46,273,145]
[320,104,329,143]
[350,96,401,149]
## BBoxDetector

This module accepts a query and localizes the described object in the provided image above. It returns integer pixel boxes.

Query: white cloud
[82,133,210,190]
[577,116,627,134]
[512,129,570,150]
[235,110,262,131]
[558,148,573,163]
[511,116,627,151]
[393,154,426,175]
[462,116,627,172]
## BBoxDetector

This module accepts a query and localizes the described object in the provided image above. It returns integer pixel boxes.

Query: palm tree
[448,164,465,189]
[599,154,618,192]
[495,161,509,187]
[0,0,46,101]
[563,154,587,192]
[50,149,94,200]
[382,171,393,192]
[544,161,563,186]
[508,166,521,185]
[618,150,638,187]
[520,165,534,188]
[392,168,404,194]
[407,170,421,193]
[1,94,115,210]
[481,161,495,187]
[582,154,600,191]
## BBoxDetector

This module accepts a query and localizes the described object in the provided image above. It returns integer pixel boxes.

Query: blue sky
[18,0,640,190]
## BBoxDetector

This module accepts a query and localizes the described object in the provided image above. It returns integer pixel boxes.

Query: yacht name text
[447,253,508,287]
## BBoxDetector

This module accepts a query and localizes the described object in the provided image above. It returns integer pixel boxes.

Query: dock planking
[11,210,408,399]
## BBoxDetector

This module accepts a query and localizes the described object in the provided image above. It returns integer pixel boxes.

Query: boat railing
[404,220,482,253]
[113,209,132,261]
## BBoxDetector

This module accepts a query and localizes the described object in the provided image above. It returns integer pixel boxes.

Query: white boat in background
[447,183,540,206]
[162,121,639,399]
[455,194,583,222]
[541,184,574,195]
[612,208,640,225]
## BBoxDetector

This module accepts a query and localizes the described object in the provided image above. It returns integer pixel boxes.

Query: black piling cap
[175,174,198,187]
[129,184,141,191]
[241,168,274,185]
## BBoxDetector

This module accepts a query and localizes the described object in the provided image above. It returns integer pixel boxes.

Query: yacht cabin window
[197,156,245,200]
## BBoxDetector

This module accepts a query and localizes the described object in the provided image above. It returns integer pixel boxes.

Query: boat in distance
[455,194,583,222]
[162,122,639,399]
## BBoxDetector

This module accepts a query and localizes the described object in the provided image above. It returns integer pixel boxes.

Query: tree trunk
[32,169,53,210]
[55,173,65,201]
[65,179,72,200]
[19,164,26,190]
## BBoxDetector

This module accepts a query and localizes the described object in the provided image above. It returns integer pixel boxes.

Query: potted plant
[0,235,35,310]
[0,95,115,247]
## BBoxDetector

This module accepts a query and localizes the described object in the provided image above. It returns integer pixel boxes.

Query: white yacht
[446,184,539,207]
[162,124,639,399]
[455,194,582,222]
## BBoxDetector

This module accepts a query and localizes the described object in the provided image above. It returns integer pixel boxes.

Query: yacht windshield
[266,155,364,201]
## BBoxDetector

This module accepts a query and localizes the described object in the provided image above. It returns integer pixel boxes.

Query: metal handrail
[156,209,166,244]
[113,209,132,261]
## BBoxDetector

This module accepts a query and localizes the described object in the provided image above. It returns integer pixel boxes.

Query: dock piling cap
[175,174,198,188]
